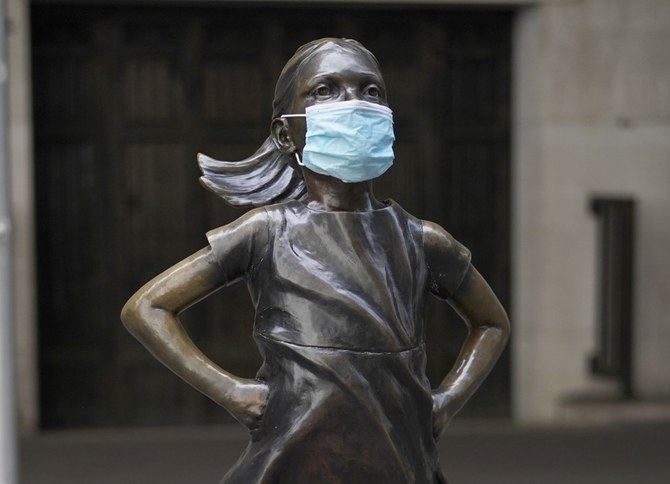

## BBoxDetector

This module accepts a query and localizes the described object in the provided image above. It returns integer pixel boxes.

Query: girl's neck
[303,170,382,212]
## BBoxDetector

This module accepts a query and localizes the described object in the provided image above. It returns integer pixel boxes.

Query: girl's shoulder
[421,220,472,299]
[206,200,302,247]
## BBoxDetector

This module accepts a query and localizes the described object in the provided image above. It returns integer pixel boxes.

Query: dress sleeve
[423,220,472,300]
[205,207,271,286]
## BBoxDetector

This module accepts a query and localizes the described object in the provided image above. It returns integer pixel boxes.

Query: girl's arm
[423,221,510,441]
[120,211,269,430]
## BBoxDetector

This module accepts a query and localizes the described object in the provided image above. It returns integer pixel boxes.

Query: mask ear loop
[280,114,307,168]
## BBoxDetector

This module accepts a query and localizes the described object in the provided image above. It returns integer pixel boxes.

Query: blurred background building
[3,0,669,451]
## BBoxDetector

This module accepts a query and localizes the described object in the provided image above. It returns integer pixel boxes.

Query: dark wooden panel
[201,61,266,122]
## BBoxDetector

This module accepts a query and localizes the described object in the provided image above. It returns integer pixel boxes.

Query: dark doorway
[32,4,512,428]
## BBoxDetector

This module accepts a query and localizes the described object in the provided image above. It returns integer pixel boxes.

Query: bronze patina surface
[121,39,510,483]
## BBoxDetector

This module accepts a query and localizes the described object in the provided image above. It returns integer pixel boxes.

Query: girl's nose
[343,86,363,101]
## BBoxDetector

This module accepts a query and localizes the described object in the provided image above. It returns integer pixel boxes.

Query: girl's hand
[226,379,270,431]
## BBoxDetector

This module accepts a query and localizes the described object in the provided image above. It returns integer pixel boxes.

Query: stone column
[0,0,18,480]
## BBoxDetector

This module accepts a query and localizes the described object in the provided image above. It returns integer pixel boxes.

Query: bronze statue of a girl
[121,38,510,483]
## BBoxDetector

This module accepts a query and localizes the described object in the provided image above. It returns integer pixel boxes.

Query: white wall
[513,0,670,422]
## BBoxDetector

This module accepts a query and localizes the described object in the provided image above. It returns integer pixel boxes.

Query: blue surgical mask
[282,100,395,183]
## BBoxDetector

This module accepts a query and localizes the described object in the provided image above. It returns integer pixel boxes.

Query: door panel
[33,5,512,427]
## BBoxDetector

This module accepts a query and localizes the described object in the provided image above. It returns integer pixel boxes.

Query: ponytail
[198,136,306,207]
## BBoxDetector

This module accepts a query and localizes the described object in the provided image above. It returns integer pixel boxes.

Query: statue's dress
[206,200,471,484]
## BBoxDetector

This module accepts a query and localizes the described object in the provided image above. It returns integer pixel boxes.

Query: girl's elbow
[120,296,152,337]
[120,298,138,332]
[480,310,510,344]
[498,312,511,343]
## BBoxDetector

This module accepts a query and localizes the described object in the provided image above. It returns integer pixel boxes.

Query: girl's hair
[198,38,381,207]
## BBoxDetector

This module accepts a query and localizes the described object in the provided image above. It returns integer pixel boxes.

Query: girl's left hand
[225,378,270,431]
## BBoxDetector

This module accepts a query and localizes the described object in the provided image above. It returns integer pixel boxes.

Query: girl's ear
[271,118,296,155]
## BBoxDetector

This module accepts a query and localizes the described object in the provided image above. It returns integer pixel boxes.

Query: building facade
[5,0,670,433]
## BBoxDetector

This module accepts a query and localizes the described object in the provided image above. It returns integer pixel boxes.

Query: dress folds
[206,200,470,483]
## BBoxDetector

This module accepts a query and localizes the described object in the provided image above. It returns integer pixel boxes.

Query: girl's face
[287,45,388,152]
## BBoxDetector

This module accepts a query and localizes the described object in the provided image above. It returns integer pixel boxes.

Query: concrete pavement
[20,420,670,483]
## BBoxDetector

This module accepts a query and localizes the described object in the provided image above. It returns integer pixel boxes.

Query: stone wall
[7,0,37,434]
[513,0,670,421]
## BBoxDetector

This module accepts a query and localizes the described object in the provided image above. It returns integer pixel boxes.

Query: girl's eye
[366,86,381,98]
[315,85,332,97]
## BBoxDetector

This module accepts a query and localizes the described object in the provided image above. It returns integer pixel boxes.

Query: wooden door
[32,5,511,428]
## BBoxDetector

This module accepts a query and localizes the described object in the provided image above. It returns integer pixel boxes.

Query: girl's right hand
[226,379,270,431]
